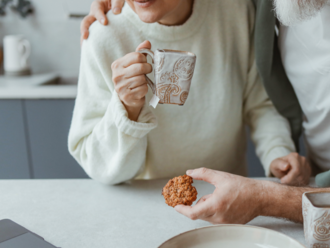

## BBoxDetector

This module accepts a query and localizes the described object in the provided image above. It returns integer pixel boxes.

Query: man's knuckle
[188,212,198,220]
[200,167,208,174]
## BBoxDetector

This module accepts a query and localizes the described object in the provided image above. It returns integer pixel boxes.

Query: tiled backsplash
[0,0,92,77]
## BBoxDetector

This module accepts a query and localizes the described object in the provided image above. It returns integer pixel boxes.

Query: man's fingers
[175,198,213,220]
[94,7,108,25]
[111,0,125,14]
[136,40,152,52]
[80,15,96,41]
[186,167,223,185]
[90,1,110,25]
[196,194,212,205]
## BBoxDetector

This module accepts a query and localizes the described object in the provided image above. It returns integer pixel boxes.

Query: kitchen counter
[0,179,306,248]
[0,75,77,99]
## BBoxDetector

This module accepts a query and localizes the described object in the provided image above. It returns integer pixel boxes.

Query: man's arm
[261,180,313,223]
[80,0,125,42]
[175,168,328,224]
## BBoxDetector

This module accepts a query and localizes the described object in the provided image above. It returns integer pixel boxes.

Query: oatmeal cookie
[162,175,197,207]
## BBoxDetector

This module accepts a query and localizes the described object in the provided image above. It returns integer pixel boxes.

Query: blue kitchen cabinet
[0,100,31,179]
[0,99,306,179]
[24,100,88,179]
[246,134,265,177]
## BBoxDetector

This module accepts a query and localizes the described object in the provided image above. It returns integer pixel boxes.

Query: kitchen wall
[0,0,92,78]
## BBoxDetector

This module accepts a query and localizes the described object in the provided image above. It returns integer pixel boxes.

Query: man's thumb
[186,168,219,185]
[136,40,152,52]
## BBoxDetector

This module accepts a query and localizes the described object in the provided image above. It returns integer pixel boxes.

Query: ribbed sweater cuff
[111,93,157,138]
[262,147,293,177]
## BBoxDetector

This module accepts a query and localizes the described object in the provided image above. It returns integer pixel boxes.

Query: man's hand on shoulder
[270,153,311,186]
[80,0,125,44]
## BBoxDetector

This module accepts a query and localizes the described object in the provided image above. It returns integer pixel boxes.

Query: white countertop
[0,85,77,99]
[0,179,306,248]
[0,74,77,99]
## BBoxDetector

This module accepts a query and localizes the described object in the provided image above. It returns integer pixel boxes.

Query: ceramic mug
[138,49,196,106]
[3,35,31,76]
[303,192,330,248]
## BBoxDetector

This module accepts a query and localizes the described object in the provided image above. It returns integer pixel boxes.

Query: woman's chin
[137,13,163,23]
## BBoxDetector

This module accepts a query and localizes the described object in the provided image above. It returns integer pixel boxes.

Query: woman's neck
[158,0,194,26]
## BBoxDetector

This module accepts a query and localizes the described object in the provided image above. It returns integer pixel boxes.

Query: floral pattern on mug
[155,54,195,105]
[313,211,330,242]
[154,53,165,73]
[313,244,330,248]
[159,72,179,85]
[157,84,181,104]
[303,192,330,248]
[173,57,196,80]
[139,49,196,106]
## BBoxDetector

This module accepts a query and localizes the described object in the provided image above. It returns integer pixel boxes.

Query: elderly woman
[69,0,302,185]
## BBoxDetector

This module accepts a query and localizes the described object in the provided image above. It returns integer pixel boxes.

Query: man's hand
[175,168,266,224]
[270,153,311,186]
[80,0,125,43]
[174,167,320,224]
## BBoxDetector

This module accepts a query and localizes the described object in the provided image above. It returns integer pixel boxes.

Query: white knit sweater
[68,0,295,185]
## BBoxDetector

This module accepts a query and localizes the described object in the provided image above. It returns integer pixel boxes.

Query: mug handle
[19,39,31,68]
[138,49,156,94]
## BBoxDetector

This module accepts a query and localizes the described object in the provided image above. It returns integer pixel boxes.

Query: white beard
[273,0,329,26]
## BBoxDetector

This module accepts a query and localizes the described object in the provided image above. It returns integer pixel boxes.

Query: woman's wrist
[125,105,143,121]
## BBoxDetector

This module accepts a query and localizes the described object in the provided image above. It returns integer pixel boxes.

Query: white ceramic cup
[3,35,31,76]
[303,192,330,248]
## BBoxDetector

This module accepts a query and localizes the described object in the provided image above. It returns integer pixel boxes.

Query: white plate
[159,225,306,248]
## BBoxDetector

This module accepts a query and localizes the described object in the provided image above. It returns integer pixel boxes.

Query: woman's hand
[112,41,152,121]
[80,0,125,43]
